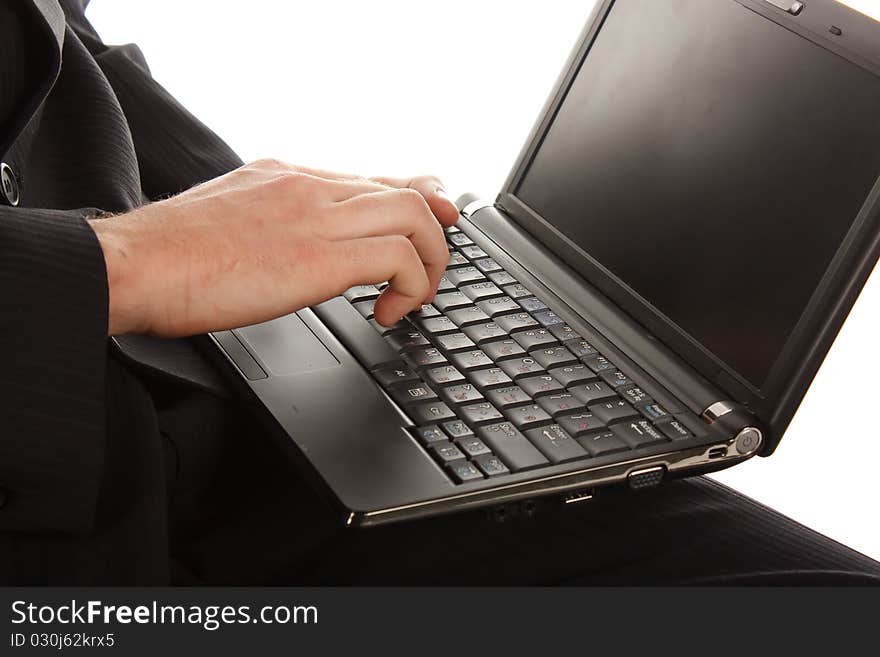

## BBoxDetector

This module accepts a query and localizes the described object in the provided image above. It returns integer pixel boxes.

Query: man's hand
[88,159,459,336]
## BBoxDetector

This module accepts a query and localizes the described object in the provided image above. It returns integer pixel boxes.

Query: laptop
[207,0,880,527]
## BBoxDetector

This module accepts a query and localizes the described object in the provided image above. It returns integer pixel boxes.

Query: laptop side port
[708,446,727,459]
[627,465,665,490]
[563,489,595,506]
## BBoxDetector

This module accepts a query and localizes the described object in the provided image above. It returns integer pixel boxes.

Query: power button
[735,427,763,455]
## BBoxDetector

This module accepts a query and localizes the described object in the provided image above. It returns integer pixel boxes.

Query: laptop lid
[496,0,880,453]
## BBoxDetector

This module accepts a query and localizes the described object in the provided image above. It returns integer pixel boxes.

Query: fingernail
[435,186,450,200]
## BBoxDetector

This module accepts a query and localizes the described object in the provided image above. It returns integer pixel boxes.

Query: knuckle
[252,157,291,171]
[394,187,428,211]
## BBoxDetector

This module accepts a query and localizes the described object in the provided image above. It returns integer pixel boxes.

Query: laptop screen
[515,0,880,390]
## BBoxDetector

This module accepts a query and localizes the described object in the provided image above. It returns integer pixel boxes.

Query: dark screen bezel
[497,0,880,449]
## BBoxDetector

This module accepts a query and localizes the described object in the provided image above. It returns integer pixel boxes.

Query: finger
[327,188,448,301]
[370,174,460,227]
[331,236,431,326]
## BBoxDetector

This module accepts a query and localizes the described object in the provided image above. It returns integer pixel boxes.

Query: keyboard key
[435,332,477,353]
[565,338,599,358]
[429,441,467,464]
[512,328,557,350]
[459,245,488,260]
[599,369,632,388]
[498,357,546,380]
[473,257,503,273]
[532,309,565,328]
[518,297,548,313]
[659,419,692,440]
[462,322,508,345]
[446,305,492,327]
[368,318,408,335]
[476,296,522,317]
[551,324,581,341]
[548,363,595,387]
[477,422,549,471]
[557,411,607,437]
[437,275,456,292]
[583,354,615,372]
[417,316,458,335]
[409,401,457,424]
[489,271,517,286]
[530,346,577,369]
[473,454,511,477]
[577,430,629,457]
[411,425,447,445]
[639,402,672,422]
[536,393,586,417]
[486,385,532,408]
[610,419,667,449]
[407,346,448,367]
[445,225,461,234]
[469,367,514,390]
[620,387,652,406]
[448,232,474,247]
[442,419,474,439]
[589,399,639,424]
[454,436,492,458]
[517,374,565,397]
[424,364,465,386]
[448,251,469,267]
[450,350,494,371]
[460,281,504,301]
[344,285,380,302]
[569,381,617,405]
[352,299,377,318]
[446,460,484,483]
[525,425,588,463]
[440,383,485,405]
[503,283,532,299]
[372,362,420,386]
[482,339,526,361]
[445,266,485,286]
[460,402,505,425]
[505,404,552,430]
[386,329,430,352]
[496,313,540,333]
[411,304,441,319]
[433,291,471,311]
[389,381,437,405]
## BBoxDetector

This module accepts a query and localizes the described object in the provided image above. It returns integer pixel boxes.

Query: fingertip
[430,188,461,227]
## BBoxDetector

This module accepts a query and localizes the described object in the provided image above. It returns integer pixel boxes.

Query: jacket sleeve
[0,206,110,534]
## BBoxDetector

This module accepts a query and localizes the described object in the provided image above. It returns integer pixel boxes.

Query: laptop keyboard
[337,225,697,484]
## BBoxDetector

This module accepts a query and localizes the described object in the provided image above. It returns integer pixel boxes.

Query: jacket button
[1,162,21,206]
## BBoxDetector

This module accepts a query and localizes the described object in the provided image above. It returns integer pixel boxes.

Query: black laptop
[208,0,880,526]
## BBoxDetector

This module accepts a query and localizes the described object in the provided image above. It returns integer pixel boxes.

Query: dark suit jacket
[0,0,242,583]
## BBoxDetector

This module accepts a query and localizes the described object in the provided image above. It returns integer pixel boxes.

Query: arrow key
[610,419,668,449]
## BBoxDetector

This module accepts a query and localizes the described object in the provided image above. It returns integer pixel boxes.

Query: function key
[557,411,607,437]
[551,324,581,341]
[411,425,447,445]
[566,338,599,358]
[435,332,477,353]
[498,356,546,380]
[504,404,552,430]
[424,364,465,387]
[372,362,420,386]
[344,285,380,302]
[449,349,494,371]
[518,297,548,313]
[489,271,517,287]
[610,419,667,449]
[588,399,640,425]
[532,309,565,328]
[433,291,471,311]
[460,281,504,302]
[442,419,474,439]
[503,283,532,299]
[409,401,457,424]
[447,460,484,483]
[482,339,526,361]
[459,245,488,260]
[462,322,508,345]
[476,296,522,317]
[576,430,629,457]
[583,354,615,373]
[536,393,586,417]
[599,369,632,388]
[440,383,485,406]
[472,454,511,477]
[568,381,617,405]
[448,232,474,247]
[524,425,588,463]
[639,402,671,423]
[476,422,548,471]
[448,251,469,268]
[446,305,491,327]
[548,363,595,387]
[388,381,438,406]
[460,402,505,426]
[485,385,532,409]
[517,374,565,398]
[659,419,693,440]
[495,313,540,333]
[445,266,485,286]
[473,257,503,273]
[530,346,577,369]
[620,387,652,406]
[469,367,513,390]
[454,436,492,458]
[429,441,467,465]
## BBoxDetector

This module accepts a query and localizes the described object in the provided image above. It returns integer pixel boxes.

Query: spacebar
[312,297,400,370]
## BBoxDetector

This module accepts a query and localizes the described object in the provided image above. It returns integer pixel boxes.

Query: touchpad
[234,313,339,376]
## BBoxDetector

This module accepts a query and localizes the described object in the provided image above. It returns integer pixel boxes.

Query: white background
[88,1,880,560]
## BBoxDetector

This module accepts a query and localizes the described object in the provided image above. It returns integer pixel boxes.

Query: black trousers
[150,369,880,586]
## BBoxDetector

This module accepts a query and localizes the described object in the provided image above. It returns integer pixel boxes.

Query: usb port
[708,447,727,459]
[563,490,594,505]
